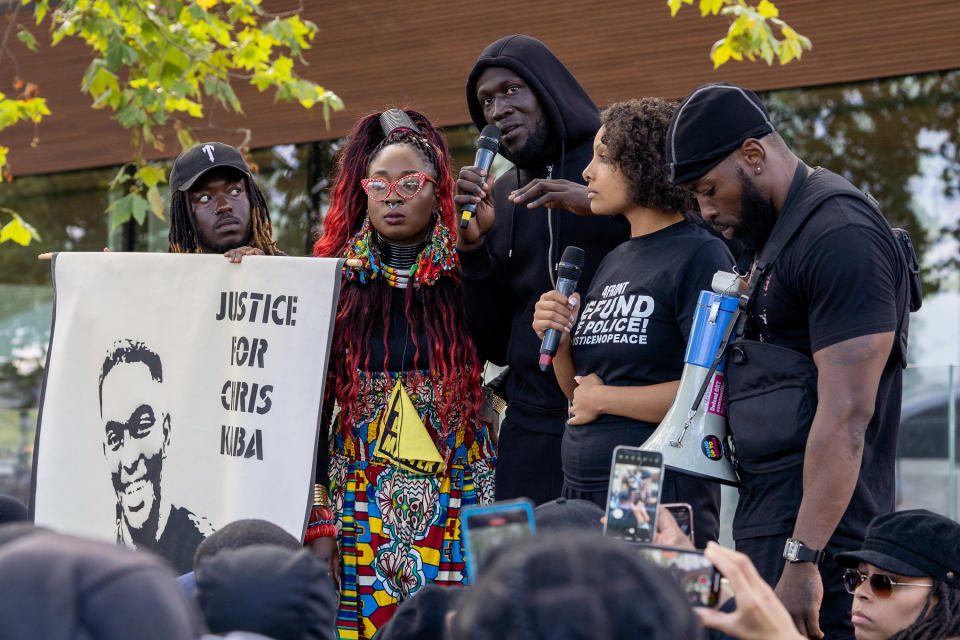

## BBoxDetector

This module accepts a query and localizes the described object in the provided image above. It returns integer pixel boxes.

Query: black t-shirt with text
[562,221,733,491]
[732,193,905,546]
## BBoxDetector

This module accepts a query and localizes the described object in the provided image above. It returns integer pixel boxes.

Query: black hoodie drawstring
[545,138,568,288]
[508,170,520,260]
[507,139,569,279]
[555,138,567,276]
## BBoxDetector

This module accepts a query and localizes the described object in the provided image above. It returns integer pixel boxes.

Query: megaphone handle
[685,307,743,415]
[669,414,695,447]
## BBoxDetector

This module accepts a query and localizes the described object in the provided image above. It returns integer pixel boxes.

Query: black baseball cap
[169,142,253,192]
[835,509,960,588]
[666,82,776,185]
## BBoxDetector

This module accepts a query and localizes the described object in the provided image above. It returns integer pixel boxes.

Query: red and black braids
[314,108,484,450]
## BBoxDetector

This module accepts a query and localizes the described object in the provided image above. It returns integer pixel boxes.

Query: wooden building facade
[3,0,960,177]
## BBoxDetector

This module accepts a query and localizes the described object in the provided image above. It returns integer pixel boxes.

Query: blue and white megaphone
[641,272,741,486]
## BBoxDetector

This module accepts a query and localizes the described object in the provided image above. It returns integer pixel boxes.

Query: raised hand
[508,178,592,216]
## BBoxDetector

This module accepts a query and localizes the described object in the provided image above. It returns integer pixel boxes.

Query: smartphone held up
[637,545,722,607]
[662,502,695,545]
[603,446,663,543]
[460,498,535,583]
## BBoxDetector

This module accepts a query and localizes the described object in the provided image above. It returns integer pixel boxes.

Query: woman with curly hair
[532,98,732,546]
[305,108,495,639]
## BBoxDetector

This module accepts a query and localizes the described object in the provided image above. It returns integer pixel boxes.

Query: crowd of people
[2,32,956,640]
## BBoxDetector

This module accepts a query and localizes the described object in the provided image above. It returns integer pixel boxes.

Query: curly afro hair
[600,98,695,214]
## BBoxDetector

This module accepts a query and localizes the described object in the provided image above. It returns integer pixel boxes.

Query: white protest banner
[32,253,341,574]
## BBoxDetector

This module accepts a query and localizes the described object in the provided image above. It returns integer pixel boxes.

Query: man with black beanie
[456,35,628,505]
[666,82,912,639]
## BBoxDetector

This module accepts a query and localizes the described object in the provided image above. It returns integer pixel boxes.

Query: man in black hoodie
[456,35,629,504]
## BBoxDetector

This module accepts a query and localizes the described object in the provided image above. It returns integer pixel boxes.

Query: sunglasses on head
[842,568,934,598]
[360,172,436,202]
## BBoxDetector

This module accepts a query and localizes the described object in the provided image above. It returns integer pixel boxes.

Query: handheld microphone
[539,246,585,371]
[460,125,501,229]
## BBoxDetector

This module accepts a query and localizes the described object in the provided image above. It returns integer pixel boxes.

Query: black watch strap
[783,538,825,565]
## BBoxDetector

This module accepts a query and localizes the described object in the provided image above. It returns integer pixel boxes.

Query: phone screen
[603,447,663,543]
[663,503,694,544]
[637,545,722,607]
[462,501,534,580]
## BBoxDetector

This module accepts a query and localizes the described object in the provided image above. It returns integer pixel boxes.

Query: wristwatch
[782,538,825,565]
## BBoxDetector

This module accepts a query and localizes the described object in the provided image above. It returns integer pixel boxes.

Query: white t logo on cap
[202,145,215,163]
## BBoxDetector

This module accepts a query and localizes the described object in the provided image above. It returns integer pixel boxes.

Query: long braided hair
[168,174,279,254]
[314,108,484,449]
[888,581,960,640]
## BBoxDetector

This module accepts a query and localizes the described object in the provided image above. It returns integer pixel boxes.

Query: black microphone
[460,124,501,229]
[539,246,585,371]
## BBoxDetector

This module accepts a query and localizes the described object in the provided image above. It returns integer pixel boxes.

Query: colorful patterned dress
[325,220,496,639]
[329,371,494,638]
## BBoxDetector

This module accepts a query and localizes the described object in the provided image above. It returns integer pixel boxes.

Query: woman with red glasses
[305,108,495,638]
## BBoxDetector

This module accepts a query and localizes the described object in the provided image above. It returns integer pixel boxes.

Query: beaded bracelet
[305,506,337,541]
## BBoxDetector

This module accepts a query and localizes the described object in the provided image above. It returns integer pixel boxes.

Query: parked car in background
[896,386,960,514]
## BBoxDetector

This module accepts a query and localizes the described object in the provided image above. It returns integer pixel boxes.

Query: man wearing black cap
[168,141,281,260]
[666,82,912,639]
[455,35,628,505]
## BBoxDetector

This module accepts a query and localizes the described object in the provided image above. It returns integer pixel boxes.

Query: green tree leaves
[668,0,812,68]
[8,0,344,236]
[16,29,37,51]
[0,85,51,246]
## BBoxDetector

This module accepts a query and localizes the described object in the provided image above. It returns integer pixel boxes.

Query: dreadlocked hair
[168,176,279,255]
[888,580,960,640]
[314,108,484,451]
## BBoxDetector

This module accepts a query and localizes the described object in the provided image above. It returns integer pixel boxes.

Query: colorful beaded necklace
[343,215,459,288]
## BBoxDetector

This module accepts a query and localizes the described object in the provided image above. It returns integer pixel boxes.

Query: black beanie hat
[835,509,960,589]
[666,82,776,185]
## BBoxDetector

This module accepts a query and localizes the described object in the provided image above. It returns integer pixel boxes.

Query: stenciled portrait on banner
[98,338,214,570]
[32,253,341,574]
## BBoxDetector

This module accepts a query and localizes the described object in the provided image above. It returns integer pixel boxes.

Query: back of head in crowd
[312,108,484,448]
[193,517,301,570]
[835,509,960,640]
[0,531,205,640]
[534,497,603,532]
[0,521,47,549]
[373,584,456,640]
[168,141,279,255]
[0,493,28,525]
[450,532,701,640]
[196,544,336,640]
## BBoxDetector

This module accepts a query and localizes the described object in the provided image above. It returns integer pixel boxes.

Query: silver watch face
[784,538,800,560]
